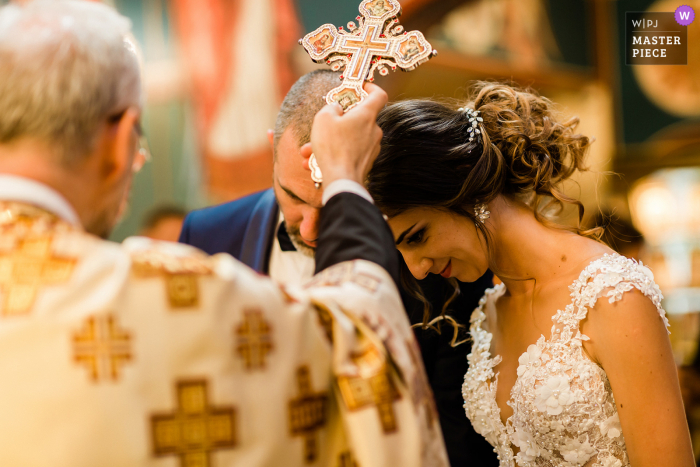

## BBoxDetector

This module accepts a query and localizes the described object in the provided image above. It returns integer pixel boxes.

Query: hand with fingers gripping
[306,83,388,187]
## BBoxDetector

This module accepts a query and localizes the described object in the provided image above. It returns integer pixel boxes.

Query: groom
[179,70,497,467]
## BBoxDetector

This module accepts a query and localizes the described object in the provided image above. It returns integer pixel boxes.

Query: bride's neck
[486,196,604,297]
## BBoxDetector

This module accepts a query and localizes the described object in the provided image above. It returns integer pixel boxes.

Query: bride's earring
[474,203,490,224]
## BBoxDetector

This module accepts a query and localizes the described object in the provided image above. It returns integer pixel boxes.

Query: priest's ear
[267,129,274,149]
[101,107,141,184]
[300,143,313,171]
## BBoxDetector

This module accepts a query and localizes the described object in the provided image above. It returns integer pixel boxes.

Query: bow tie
[277,222,297,252]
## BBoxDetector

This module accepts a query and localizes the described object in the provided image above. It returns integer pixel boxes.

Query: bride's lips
[439,260,452,278]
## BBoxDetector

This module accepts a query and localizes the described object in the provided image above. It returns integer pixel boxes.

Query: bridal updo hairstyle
[368,82,602,332]
[368,82,601,241]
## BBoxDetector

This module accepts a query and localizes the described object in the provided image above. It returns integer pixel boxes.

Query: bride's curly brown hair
[367,82,603,332]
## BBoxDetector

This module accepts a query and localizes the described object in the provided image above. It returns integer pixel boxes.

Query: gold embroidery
[305,262,381,293]
[279,284,298,304]
[73,314,132,382]
[0,236,76,316]
[337,346,401,433]
[406,338,438,428]
[151,380,237,467]
[166,274,199,308]
[338,450,359,467]
[235,309,273,370]
[131,249,214,310]
[313,302,334,344]
[289,366,329,464]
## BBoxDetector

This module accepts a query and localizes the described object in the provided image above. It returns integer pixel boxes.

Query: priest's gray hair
[0,0,142,166]
[273,70,341,159]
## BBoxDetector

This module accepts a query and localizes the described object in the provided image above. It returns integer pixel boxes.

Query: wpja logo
[626,6,693,65]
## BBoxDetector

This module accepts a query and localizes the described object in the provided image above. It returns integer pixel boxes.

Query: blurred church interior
[4,0,698,457]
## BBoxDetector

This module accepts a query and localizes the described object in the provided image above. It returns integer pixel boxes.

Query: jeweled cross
[151,380,237,467]
[299,0,436,187]
[343,25,391,81]
[73,314,132,382]
[300,0,436,112]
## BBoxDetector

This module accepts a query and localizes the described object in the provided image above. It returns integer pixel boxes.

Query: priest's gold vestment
[0,202,449,467]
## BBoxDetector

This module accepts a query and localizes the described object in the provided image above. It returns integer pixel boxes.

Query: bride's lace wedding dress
[462,254,669,467]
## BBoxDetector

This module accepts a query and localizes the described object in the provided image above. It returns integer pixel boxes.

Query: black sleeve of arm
[315,192,400,287]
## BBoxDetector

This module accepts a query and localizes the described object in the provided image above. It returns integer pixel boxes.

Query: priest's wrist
[320,165,364,187]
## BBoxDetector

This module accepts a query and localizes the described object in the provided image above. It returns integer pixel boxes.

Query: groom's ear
[267,129,274,149]
[300,143,313,171]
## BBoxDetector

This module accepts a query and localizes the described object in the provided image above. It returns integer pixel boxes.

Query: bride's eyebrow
[395,223,417,245]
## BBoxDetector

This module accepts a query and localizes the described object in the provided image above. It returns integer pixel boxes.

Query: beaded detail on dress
[462,254,669,467]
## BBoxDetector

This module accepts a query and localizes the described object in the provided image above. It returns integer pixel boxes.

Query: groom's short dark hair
[273,70,340,159]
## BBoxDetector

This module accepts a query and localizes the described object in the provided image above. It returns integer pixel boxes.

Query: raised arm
[307,84,400,286]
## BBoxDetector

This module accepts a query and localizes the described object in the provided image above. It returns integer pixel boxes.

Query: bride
[365,83,693,466]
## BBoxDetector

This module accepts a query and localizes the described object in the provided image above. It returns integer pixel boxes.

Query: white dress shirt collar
[0,174,81,227]
[268,212,315,285]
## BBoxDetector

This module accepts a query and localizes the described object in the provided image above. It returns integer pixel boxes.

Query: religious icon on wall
[435,0,561,66]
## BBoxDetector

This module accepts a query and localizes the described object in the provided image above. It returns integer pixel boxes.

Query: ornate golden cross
[300,0,436,187]
[151,380,237,467]
[288,366,329,464]
[235,309,274,370]
[300,0,436,112]
[73,314,132,382]
[0,236,76,316]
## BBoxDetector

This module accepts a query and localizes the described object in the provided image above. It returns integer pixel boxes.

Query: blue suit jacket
[179,189,278,274]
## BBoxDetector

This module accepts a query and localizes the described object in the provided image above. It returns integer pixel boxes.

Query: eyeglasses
[108,110,152,173]
[133,135,151,173]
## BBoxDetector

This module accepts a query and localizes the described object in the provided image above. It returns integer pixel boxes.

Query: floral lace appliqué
[462,254,669,466]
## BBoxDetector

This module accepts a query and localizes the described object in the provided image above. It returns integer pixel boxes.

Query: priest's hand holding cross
[304,83,387,189]
[300,0,435,189]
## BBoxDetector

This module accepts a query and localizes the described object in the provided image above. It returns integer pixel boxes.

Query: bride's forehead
[387,207,447,227]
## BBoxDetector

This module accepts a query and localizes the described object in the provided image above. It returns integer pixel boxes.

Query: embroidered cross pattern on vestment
[235,309,274,370]
[73,314,132,382]
[288,366,329,464]
[299,0,436,186]
[336,345,401,433]
[151,380,237,467]
[304,262,381,293]
[0,236,76,316]
[338,450,359,467]
[131,250,214,309]
[406,338,438,428]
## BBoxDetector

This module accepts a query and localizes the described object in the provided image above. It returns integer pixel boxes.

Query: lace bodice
[462,254,669,467]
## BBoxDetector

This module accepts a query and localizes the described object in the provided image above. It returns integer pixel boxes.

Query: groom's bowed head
[269,0,437,255]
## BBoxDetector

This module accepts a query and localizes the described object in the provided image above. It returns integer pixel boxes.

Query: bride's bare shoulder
[579,254,669,364]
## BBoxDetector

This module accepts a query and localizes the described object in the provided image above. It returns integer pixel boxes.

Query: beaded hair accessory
[458,107,483,143]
